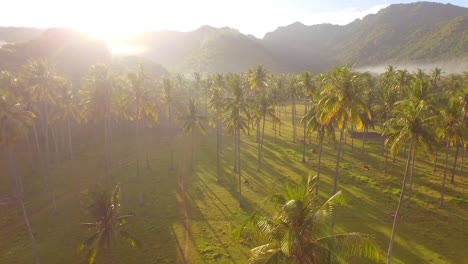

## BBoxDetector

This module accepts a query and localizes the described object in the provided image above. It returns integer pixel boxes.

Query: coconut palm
[287,75,300,143]
[299,71,315,163]
[23,59,60,211]
[438,98,464,207]
[79,184,139,264]
[236,175,379,264]
[160,77,178,171]
[224,74,250,206]
[208,73,225,182]
[320,66,370,194]
[180,98,206,172]
[384,100,437,264]
[79,64,116,175]
[248,65,270,172]
[0,91,40,264]
[124,65,157,203]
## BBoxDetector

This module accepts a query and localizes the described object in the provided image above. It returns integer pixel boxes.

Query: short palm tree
[384,100,437,264]
[80,184,139,264]
[236,175,380,264]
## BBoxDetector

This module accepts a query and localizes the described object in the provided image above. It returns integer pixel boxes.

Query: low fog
[356,59,468,74]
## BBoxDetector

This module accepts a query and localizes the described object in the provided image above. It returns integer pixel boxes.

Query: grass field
[1,104,467,263]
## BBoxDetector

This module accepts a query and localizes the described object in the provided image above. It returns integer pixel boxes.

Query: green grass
[0,105,467,263]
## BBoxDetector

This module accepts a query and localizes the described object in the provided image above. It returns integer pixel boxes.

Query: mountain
[0,27,44,44]
[128,26,286,72]
[263,1,468,72]
[0,28,112,78]
[0,2,467,74]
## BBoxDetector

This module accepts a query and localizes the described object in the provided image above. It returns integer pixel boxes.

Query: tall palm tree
[79,64,115,176]
[287,75,299,143]
[224,74,250,206]
[438,98,464,208]
[320,66,370,194]
[180,98,206,172]
[235,175,380,264]
[384,100,436,264]
[161,77,177,171]
[80,184,139,264]
[208,73,225,182]
[248,65,270,172]
[0,91,40,264]
[23,59,60,211]
[299,71,314,163]
[124,65,157,204]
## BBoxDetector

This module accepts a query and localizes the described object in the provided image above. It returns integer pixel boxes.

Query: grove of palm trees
[1,61,467,264]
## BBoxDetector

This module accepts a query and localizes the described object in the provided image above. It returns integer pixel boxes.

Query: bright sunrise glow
[1,0,467,44]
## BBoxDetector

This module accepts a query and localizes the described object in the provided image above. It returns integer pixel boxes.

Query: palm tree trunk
[257,113,266,171]
[439,139,450,208]
[216,119,221,182]
[278,106,282,137]
[387,144,413,264]
[460,145,466,173]
[237,123,242,206]
[43,101,57,212]
[450,144,460,184]
[234,126,238,172]
[406,152,415,208]
[302,101,307,163]
[25,133,35,171]
[292,98,296,143]
[333,125,345,194]
[362,127,366,154]
[191,127,194,172]
[315,132,324,195]
[136,117,143,204]
[67,116,74,162]
[50,124,59,160]
[433,150,438,172]
[8,147,40,264]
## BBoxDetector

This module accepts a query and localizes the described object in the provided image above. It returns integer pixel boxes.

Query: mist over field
[356,59,468,74]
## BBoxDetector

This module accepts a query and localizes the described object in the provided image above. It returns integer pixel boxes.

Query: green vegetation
[0,61,467,264]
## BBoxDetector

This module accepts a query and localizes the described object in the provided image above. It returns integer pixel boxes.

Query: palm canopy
[236,175,380,264]
[319,65,371,129]
[179,98,206,136]
[384,99,438,155]
[79,184,139,264]
[223,74,250,135]
[0,92,34,146]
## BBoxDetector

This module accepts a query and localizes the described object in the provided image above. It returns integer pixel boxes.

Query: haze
[1,0,467,39]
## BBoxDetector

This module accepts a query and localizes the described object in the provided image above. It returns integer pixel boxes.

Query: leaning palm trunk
[107,240,114,264]
[136,116,143,204]
[439,139,450,208]
[8,147,40,264]
[387,142,413,264]
[450,144,460,184]
[42,102,57,212]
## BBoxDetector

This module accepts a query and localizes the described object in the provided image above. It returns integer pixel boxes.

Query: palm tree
[384,100,437,264]
[438,98,464,208]
[224,74,250,206]
[236,175,380,264]
[180,98,206,172]
[23,59,60,211]
[208,73,225,182]
[0,91,40,264]
[79,64,116,175]
[320,66,370,195]
[248,65,270,172]
[124,65,157,204]
[161,77,177,171]
[79,184,139,264]
[287,75,299,143]
[299,71,314,163]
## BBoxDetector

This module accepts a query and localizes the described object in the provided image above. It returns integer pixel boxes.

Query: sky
[1,0,467,39]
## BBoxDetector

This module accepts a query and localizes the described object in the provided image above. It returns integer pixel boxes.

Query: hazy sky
[1,0,467,39]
